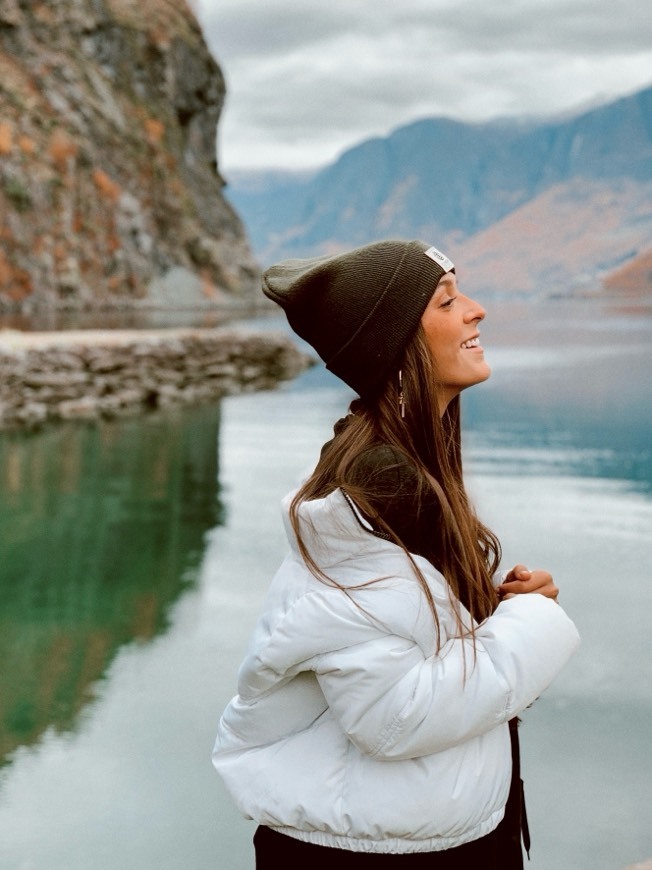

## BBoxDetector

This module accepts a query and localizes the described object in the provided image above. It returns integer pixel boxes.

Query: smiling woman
[212,239,580,869]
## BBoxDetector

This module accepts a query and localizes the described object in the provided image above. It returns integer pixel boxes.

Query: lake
[0,300,650,869]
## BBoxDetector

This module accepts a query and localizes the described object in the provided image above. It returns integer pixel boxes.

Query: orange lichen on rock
[48,128,79,168]
[0,248,13,285]
[107,233,121,252]
[0,122,13,155]
[7,268,32,300]
[144,117,165,146]
[0,248,32,301]
[18,135,36,156]
[92,169,121,203]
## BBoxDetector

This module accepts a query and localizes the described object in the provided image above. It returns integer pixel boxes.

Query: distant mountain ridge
[227,85,652,297]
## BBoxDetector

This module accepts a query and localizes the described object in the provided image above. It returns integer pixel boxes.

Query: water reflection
[0,404,222,764]
[461,305,652,492]
[0,306,259,332]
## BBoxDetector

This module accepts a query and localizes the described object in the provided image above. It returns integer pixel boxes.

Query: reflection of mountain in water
[0,404,222,764]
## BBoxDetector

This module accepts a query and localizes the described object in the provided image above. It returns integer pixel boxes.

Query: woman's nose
[463,296,486,322]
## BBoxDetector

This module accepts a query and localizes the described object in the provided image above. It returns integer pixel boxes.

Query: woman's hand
[498,564,559,602]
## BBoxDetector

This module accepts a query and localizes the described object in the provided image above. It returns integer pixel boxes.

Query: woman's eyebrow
[434,277,456,297]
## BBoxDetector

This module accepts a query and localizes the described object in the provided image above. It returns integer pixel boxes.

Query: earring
[398,369,406,419]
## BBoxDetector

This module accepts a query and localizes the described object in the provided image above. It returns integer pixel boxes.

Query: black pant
[254,823,504,869]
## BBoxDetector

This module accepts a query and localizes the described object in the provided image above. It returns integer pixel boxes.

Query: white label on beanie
[424,246,455,272]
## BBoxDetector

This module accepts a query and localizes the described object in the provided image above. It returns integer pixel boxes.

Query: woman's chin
[470,363,492,387]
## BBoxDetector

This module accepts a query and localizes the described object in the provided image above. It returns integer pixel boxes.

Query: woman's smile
[460,335,482,350]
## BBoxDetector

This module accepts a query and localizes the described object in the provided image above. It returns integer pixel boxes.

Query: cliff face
[0,0,259,312]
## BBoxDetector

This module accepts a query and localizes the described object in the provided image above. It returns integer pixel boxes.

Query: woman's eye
[440,296,456,308]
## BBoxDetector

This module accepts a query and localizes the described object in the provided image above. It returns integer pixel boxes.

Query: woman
[213,240,580,868]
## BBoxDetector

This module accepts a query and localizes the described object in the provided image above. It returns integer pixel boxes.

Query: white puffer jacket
[213,488,580,854]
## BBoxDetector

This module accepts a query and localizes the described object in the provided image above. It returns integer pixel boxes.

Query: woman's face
[420,272,490,413]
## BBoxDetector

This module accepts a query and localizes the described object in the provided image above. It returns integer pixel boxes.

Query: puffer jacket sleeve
[314,591,579,761]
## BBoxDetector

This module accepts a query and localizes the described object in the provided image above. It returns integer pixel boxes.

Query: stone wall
[0,327,313,429]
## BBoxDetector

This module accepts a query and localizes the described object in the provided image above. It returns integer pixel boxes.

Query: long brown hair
[290,323,501,649]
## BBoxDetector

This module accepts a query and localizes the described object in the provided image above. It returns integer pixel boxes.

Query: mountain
[227,85,652,297]
[602,247,652,295]
[0,0,259,313]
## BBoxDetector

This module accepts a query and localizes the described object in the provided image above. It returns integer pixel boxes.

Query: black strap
[508,718,531,862]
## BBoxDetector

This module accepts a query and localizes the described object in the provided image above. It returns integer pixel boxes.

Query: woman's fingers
[499,568,559,601]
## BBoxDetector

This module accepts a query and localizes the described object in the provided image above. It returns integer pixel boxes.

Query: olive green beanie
[262,239,454,397]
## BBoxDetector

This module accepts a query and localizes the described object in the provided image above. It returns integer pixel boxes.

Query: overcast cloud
[194,0,652,172]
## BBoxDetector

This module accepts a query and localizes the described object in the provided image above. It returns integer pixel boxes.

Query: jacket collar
[281,488,393,570]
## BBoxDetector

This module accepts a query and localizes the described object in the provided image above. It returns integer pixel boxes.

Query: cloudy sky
[194,0,652,173]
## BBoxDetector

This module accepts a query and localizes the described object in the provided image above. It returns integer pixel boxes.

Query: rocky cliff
[228,85,652,297]
[0,0,259,313]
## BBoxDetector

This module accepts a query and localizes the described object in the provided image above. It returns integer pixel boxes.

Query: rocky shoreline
[0,327,314,430]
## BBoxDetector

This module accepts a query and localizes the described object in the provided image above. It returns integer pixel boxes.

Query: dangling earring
[398,369,406,419]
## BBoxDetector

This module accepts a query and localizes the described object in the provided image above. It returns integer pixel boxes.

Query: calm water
[0,302,650,870]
